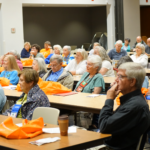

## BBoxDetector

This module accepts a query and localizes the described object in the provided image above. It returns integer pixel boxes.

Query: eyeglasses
[116,74,128,80]
[50,63,59,68]
[86,62,93,67]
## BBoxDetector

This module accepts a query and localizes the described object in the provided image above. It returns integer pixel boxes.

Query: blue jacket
[45,54,54,64]
[3,84,50,120]
[0,85,6,112]
[21,48,31,58]
[122,43,130,52]
[0,70,19,85]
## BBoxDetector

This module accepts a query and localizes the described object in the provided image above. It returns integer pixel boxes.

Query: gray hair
[34,58,47,73]
[9,50,18,56]
[50,54,63,63]
[118,62,146,89]
[87,55,102,71]
[45,41,51,45]
[53,45,62,54]
[76,49,88,60]
[117,56,133,68]
[116,40,123,46]
[136,43,145,54]
[63,45,71,52]
[94,46,111,62]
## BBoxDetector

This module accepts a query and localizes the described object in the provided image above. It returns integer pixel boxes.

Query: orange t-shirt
[40,48,53,58]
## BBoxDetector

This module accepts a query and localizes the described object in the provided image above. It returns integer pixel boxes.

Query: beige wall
[123,0,140,48]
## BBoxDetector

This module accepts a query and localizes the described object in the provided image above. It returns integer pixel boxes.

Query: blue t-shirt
[0,70,19,85]
[108,48,127,60]
[142,76,149,89]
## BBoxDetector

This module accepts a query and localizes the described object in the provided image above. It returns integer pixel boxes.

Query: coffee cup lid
[58,115,68,120]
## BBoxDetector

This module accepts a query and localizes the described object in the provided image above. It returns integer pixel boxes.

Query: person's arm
[99,68,108,75]
[64,60,72,72]
[75,61,87,75]
[124,50,127,56]
[9,71,19,85]
[45,54,52,64]
[93,87,102,94]
[138,55,148,67]
[62,74,74,90]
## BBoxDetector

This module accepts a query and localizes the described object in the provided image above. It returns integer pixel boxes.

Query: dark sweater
[21,48,31,58]
[99,89,150,150]
[132,41,147,48]
[145,45,150,54]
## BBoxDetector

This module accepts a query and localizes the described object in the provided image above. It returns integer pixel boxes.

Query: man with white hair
[99,62,150,150]
[132,36,147,49]
[108,40,127,60]
[145,38,150,55]
[63,45,71,63]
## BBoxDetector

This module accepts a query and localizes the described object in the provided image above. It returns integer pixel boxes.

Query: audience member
[130,43,148,68]
[21,42,31,58]
[99,62,150,150]
[45,45,62,64]
[94,46,114,77]
[3,69,50,120]
[62,45,71,63]
[0,85,6,113]
[32,58,47,78]
[0,55,20,85]
[108,40,127,60]
[89,42,100,56]
[30,44,45,60]
[145,38,150,55]
[122,38,131,52]
[40,41,53,58]
[65,49,87,75]
[42,55,74,89]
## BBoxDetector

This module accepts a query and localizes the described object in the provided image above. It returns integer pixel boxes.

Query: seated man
[132,36,147,50]
[108,40,127,60]
[89,42,100,56]
[30,44,45,60]
[99,62,150,150]
[145,38,150,55]
[62,45,71,63]
[40,41,53,58]
[42,55,74,89]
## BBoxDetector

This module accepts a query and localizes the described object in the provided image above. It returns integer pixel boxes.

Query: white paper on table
[86,94,100,98]
[3,85,17,90]
[43,126,77,134]
[29,137,60,146]
[16,123,23,127]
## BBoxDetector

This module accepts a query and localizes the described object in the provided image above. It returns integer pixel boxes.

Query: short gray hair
[34,58,47,73]
[53,45,62,54]
[87,55,102,71]
[9,50,18,56]
[116,40,123,46]
[76,49,88,60]
[118,62,146,89]
[50,55,63,63]
[94,46,111,62]
[63,45,71,52]
[45,41,51,45]
[136,43,145,54]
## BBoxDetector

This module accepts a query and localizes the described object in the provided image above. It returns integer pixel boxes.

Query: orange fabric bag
[0,77,10,86]
[116,88,149,105]
[21,59,33,66]
[0,117,44,139]
[0,67,4,73]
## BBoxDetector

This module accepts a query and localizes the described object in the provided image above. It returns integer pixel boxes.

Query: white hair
[76,49,88,60]
[63,45,71,52]
[136,43,145,54]
[87,55,102,71]
[50,54,63,63]
[34,58,47,73]
[9,50,18,56]
[116,40,123,46]
[118,62,146,89]
[53,45,62,54]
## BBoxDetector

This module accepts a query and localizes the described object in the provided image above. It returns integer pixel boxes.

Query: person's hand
[110,81,116,87]
[107,83,121,100]
[133,48,136,52]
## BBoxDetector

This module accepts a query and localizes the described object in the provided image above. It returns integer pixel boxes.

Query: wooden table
[0,115,111,150]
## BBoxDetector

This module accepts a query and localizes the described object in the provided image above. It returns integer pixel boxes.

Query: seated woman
[122,38,131,52]
[75,55,105,129]
[130,43,148,68]
[45,45,62,64]
[3,69,50,120]
[65,49,87,75]
[0,55,20,85]
[94,46,114,77]
[32,58,47,78]
[21,42,31,58]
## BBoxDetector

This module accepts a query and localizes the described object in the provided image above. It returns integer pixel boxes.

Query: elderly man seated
[99,62,150,150]
[108,40,127,60]
[42,55,74,89]
[62,45,71,64]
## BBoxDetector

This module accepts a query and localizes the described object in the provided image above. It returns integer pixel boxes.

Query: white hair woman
[63,45,71,63]
[75,55,105,129]
[130,43,148,68]
[21,42,31,58]
[65,49,88,75]
[94,46,114,77]
[45,45,62,64]
[32,58,47,78]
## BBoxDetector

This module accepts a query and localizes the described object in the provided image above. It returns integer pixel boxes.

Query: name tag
[11,104,22,118]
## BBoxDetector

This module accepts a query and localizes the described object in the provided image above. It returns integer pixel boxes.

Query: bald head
[136,36,142,43]
[147,38,150,47]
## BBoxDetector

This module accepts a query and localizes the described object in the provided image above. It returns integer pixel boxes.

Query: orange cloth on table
[0,77,10,86]
[116,87,149,105]
[0,67,4,73]
[21,59,33,66]
[40,48,53,58]
[0,117,44,139]
[16,77,71,95]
